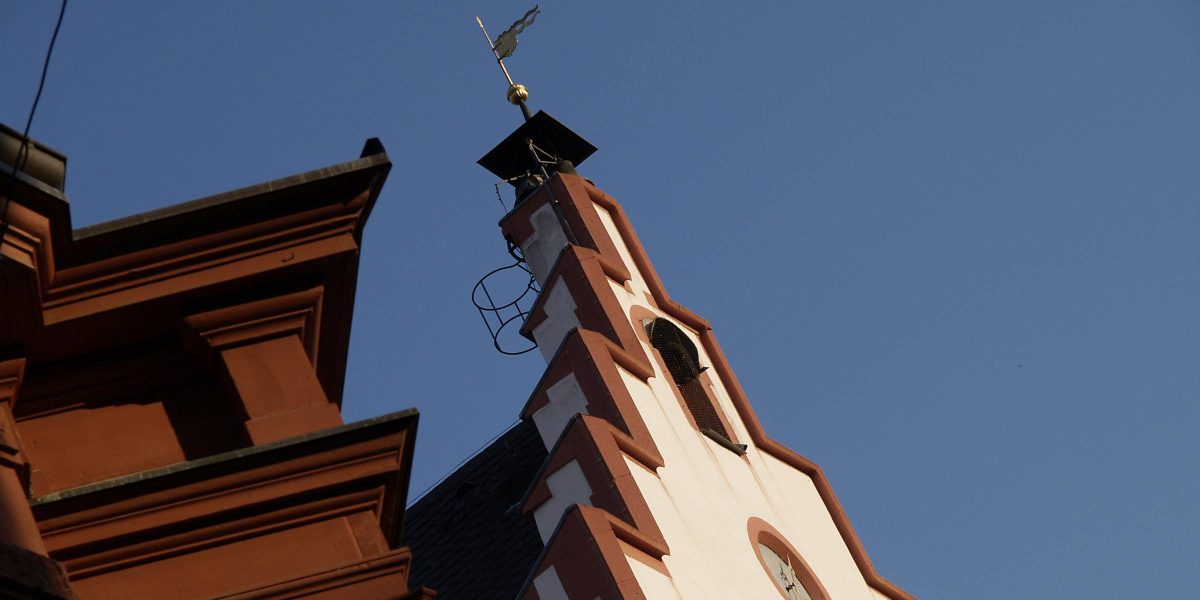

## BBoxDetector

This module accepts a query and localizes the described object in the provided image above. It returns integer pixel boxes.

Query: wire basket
[472,259,541,355]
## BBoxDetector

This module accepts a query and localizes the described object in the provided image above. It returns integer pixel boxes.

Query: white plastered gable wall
[516,191,888,599]
[521,202,571,284]
[531,459,594,542]
[590,199,884,599]
[531,279,580,363]
[531,373,589,450]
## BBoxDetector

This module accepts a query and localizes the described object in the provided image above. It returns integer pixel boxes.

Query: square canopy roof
[478,111,596,183]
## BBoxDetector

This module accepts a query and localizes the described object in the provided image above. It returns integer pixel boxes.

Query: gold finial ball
[507,83,529,105]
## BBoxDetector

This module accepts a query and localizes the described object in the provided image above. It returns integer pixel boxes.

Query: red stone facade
[0,136,432,599]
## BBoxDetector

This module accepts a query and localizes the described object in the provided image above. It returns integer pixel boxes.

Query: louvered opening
[647,318,730,439]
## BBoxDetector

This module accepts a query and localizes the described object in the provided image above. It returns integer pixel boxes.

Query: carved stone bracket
[184,286,323,361]
[0,201,55,288]
[184,287,342,445]
[0,358,28,474]
[0,357,50,557]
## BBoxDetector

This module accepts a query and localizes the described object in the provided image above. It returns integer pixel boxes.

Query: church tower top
[474,7,596,200]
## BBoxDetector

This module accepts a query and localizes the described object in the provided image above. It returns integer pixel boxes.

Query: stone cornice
[32,409,419,575]
[3,149,388,329]
[185,287,323,360]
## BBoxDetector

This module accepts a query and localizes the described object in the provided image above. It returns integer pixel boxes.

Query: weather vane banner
[492,5,540,60]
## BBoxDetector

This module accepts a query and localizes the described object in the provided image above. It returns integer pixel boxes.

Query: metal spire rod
[475,15,533,121]
[475,17,515,87]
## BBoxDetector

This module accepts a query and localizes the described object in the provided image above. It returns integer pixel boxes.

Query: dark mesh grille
[647,318,730,438]
[659,344,699,384]
[681,378,727,435]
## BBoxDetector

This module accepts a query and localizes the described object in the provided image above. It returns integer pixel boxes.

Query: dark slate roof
[404,420,547,599]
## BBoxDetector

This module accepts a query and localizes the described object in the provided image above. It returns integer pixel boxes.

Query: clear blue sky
[4,3,1199,598]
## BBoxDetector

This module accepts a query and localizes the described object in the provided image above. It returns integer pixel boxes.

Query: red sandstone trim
[522,415,667,547]
[603,335,656,381]
[608,421,665,472]
[748,516,832,600]
[33,414,417,577]
[0,201,56,288]
[0,358,27,460]
[520,328,660,458]
[65,489,387,580]
[517,246,642,355]
[185,287,324,359]
[202,545,416,599]
[547,177,630,279]
[0,358,47,558]
[520,504,659,600]
[183,286,346,443]
[43,198,367,322]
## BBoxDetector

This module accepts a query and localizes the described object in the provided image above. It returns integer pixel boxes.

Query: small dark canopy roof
[478,111,596,183]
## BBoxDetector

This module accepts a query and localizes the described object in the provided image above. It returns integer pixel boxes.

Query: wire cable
[1,0,69,270]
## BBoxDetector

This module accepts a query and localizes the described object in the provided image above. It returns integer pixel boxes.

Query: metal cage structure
[472,252,540,356]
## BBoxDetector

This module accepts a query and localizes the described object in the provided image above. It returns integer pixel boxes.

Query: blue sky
[4,2,1199,598]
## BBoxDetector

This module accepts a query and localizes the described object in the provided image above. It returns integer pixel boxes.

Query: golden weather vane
[475,6,540,118]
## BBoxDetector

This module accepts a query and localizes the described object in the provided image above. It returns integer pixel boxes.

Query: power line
[0,0,69,270]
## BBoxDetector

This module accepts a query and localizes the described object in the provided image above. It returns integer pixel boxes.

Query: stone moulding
[30,409,418,598]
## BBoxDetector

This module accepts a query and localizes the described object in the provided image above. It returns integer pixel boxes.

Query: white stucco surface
[532,280,580,363]
[575,197,882,598]
[522,203,570,285]
[532,373,589,450]
[532,566,569,600]
[618,370,879,599]
[592,203,651,298]
[626,555,684,600]
[532,459,594,543]
[520,194,890,598]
